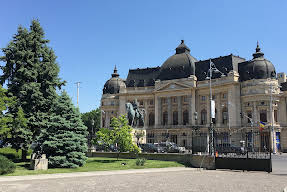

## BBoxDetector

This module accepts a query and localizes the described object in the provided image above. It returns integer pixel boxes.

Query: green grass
[4,157,184,176]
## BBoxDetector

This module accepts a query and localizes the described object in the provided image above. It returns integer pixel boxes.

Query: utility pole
[206,59,225,156]
[75,82,81,107]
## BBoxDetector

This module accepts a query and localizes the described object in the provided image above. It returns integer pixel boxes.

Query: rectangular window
[149,99,154,105]
[183,96,187,102]
[260,110,267,123]
[173,97,177,103]
[222,93,227,99]
[201,96,206,101]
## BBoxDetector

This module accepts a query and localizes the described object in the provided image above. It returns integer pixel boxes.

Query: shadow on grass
[18,163,30,169]
[89,159,121,163]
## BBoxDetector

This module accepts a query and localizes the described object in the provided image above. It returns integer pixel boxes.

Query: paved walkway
[0,167,287,192]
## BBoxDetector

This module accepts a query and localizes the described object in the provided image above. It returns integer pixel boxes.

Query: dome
[240,42,276,81]
[158,40,197,81]
[103,66,126,94]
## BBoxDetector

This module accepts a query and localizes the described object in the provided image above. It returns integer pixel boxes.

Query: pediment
[156,82,190,92]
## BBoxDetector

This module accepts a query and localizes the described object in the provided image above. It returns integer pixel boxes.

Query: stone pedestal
[30,154,48,170]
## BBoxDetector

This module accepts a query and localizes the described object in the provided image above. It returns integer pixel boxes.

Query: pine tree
[39,91,88,168]
[0,86,14,140]
[10,107,32,159]
[0,20,65,155]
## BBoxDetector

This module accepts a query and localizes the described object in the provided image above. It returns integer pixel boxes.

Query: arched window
[222,107,228,125]
[173,111,178,125]
[162,111,168,125]
[183,110,189,125]
[201,109,207,125]
[149,112,155,126]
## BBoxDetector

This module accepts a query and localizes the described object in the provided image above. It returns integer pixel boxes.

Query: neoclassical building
[101,40,287,153]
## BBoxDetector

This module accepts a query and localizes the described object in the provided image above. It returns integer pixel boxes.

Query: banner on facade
[211,100,215,118]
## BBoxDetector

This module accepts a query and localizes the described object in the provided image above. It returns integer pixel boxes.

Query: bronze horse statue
[125,102,145,127]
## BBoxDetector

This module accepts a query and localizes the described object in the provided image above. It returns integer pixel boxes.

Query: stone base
[30,154,48,170]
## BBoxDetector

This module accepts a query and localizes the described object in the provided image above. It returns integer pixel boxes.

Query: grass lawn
[4,157,184,176]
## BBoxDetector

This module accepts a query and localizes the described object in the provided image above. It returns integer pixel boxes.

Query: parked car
[158,142,185,153]
[139,143,159,153]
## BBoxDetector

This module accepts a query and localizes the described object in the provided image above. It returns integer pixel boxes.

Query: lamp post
[206,59,225,156]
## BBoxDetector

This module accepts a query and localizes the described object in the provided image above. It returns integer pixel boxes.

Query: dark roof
[195,54,245,81]
[280,82,287,91]
[158,40,197,81]
[238,43,276,81]
[126,67,160,87]
[103,67,126,94]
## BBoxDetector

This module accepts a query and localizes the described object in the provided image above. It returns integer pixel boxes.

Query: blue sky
[1,0,287,113]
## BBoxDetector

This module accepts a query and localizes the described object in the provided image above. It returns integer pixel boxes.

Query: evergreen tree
[10,107,32,159]
[0,20,65,155]
[0,86,14,140]
[81,108,101,146]
[39,91,88,168]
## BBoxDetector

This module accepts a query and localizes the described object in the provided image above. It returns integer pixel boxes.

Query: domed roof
[103,66,126,94]
[240,42,276,81]
[158,40,197,81]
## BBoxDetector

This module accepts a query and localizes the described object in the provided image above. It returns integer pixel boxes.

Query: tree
[81,108,101,147]
[0,20,65,152]
[38,91,88,168]
[9,107,32,160]
[95,116,139,159]
[0,86,14,140]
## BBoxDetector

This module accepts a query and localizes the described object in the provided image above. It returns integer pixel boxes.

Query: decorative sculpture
[125,101,145,127]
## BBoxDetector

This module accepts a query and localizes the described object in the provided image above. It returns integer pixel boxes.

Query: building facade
[101,40,287,153]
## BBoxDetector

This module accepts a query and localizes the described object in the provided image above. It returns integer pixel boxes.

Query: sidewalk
[0,167,196,182]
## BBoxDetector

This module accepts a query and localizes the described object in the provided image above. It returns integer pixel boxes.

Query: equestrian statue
[125,101,145,127]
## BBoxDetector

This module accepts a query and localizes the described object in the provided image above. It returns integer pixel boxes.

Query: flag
[259,121,265,131]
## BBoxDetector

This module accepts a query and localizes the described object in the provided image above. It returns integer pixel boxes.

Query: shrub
[136,158,146,166]
[0,147,33,160]
[0,155,16,175]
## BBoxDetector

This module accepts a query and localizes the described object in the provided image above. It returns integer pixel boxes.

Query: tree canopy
[95,116,140,157]
[38,91,88,168]
[0,20,65,140]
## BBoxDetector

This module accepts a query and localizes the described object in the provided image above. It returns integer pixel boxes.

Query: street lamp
[206,59,225,156]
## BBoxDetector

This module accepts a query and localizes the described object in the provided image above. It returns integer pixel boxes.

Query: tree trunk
[21,149,27,161]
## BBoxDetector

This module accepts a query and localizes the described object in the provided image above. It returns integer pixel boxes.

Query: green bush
[136,158,146,166]
[0,155,16,175]
[0,147,32,160]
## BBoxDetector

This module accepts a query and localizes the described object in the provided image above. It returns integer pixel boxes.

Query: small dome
[240,42,276,81]
[158,40,197,81]
[103,66,126,94]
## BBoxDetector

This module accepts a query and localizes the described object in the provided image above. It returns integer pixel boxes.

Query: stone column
[144,100,148,128]
[177,96,182,125]
[252,101,258,126]
[191,89,196,125]
[119,96,126,116]
[207,95,211,125]
[188,95,193,125]
[168,97,172,125]
[105,111,110,128]
[155,96,161,126]
[216,94,222,127]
